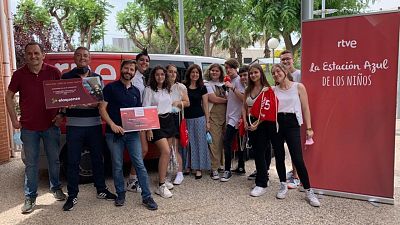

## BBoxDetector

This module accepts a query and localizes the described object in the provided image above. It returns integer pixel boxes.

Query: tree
[216,0,258,64]
[185,0,240,56]
[43,0,112,50]
[14,0,62,67]
[251,0,375,57]
[116,1,158,51]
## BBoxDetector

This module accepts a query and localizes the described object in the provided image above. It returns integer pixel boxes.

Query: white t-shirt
[142,87,172,115]
[226,75,245,127]
[170,82,187,112]
[133,70,145,99]
[292,70,301,83]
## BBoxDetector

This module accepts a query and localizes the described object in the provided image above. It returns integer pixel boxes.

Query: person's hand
[248,124,258,131]
[244,121,249,131]
[206,121,210,130]
[11,119,21,129]
[172,101,180,108]
[306,129,314,139]
[146,130,153,141]
[224,81,233,89]
[111,123,124,135]
[52,114,64,127]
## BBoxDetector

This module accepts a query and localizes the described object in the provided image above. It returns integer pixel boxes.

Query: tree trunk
[264,36,271,58]
[51,13,74,51]
[203,17,212,56]
[229,47,235,58]
[282,32,294,53]
[236,47,243,66]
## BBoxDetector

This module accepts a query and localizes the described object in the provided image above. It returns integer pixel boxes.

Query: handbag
[249,87,278,127]
[179,102,189,148]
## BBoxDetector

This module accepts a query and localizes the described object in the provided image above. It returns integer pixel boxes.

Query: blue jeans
[105,132,151,199]
[66,125,107,198]
[21,126,61,199]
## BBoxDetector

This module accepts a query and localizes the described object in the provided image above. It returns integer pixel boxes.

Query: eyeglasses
[281,57,292,61]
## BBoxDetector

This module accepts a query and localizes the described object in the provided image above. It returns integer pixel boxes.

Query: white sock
[176,172,183,177]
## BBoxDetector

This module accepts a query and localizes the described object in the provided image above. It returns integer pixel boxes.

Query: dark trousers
[223,124,238,171]
[272,113,311,189]
[66,125,107,198]
[248,121,275,188]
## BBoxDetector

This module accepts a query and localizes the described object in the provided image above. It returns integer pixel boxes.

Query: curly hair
[148,65,171,92]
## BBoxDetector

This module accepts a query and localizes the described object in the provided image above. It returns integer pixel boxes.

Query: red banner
[120,106,160,132]
[301,12,399,201]
[43,77,103,108]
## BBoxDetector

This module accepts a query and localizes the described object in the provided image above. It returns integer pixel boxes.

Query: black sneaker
[114,193,125,207]
[232,167,246,175]
[248,170,257,180]
[220,171,232,182]
[51,188,66,201]
[97,189,117,201]
[63,197,77,211]
[142,197,158,210]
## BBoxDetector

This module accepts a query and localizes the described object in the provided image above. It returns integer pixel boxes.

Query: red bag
[238,118,245,137]
[179,107,189,148]
[250,87,278,122]
[180,119,189,148]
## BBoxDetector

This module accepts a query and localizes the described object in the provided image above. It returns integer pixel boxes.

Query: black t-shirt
[184,85,208,119]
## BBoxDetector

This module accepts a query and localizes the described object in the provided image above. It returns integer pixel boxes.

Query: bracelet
[306,128,313,131]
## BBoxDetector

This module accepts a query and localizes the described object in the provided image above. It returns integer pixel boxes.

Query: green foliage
[15,0,52,29]
[42,0,112,49]
[14,0,62,67]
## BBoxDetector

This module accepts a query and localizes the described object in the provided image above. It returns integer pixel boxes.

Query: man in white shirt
[127,49,151,192]
[280,50,301,82]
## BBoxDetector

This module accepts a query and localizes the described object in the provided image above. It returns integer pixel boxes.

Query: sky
[9,0,400,47]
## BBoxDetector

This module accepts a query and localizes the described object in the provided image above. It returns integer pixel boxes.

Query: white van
[45,52,226,83]
[34,52,226,183]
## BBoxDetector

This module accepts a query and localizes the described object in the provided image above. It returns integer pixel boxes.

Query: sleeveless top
[274,82,303,126]
[246,90,262,107]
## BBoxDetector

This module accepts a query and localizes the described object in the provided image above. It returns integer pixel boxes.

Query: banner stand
[301,11,399,205]
[313,189,394,205]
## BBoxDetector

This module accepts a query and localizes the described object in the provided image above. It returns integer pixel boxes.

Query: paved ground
[1,125,400,225]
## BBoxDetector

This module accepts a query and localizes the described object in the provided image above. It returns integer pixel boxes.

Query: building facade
[0,0,14,163]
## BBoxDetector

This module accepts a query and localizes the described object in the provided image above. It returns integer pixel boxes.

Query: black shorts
[151,113,178,143]
[172,112,180,138]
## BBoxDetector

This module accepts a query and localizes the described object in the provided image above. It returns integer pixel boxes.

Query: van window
[150,60,193,81]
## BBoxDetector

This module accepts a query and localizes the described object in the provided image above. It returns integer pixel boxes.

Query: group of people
[6,42,320,215]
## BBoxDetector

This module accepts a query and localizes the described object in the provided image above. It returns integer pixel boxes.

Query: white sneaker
[173,173,184,185]
[127,179,142,193]
[210,170,219,180]
[276,182,288,199]
[250,186,268,197]
[305,189,320,207]
[155,184,173,198]
[165,181,174,190]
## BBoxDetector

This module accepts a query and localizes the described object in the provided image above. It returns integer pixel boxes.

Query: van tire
[60,145,94,184]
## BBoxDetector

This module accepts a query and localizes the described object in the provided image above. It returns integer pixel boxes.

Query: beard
[121,72,134,81]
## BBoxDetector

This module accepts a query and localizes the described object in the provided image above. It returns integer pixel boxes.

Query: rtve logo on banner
[308,39,389,87]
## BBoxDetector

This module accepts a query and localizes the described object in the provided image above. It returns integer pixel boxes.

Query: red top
[8,63,61,131]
